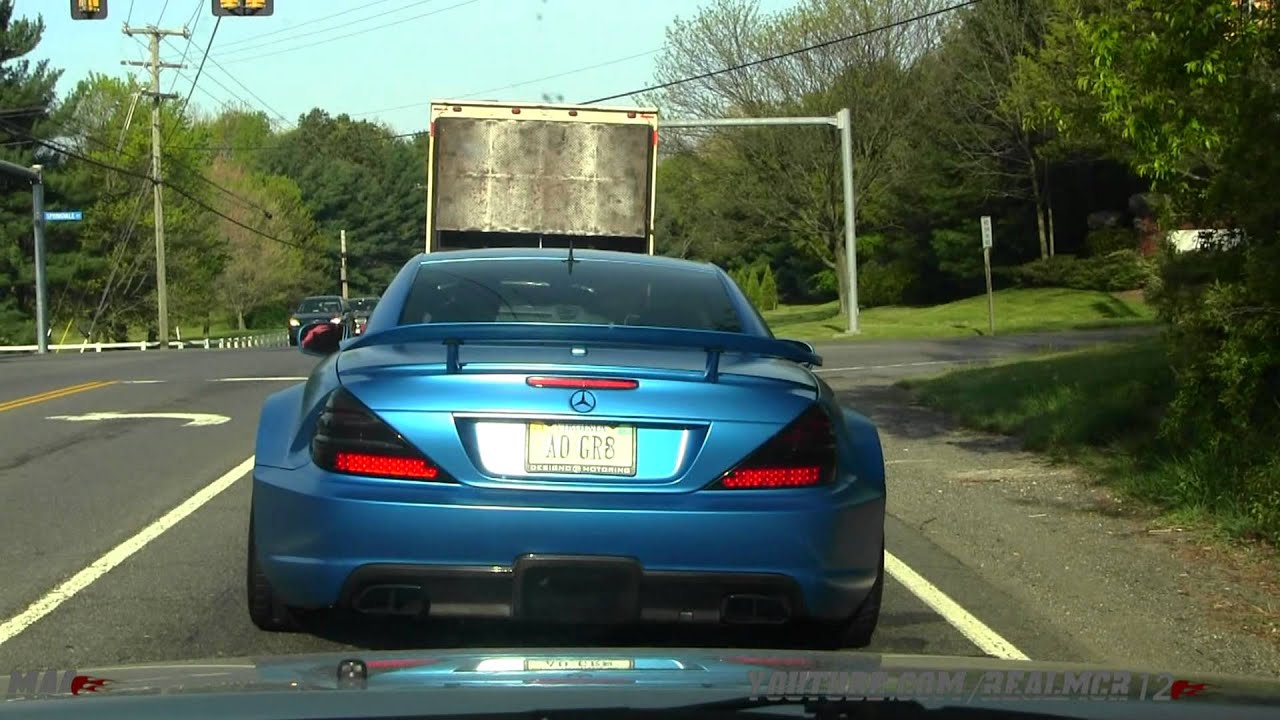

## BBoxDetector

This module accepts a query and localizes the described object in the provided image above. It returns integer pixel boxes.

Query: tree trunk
[237,311,246,331]
[1047,200,1056,257]
[1030,159,1049,260]
[1045,163,1056,257]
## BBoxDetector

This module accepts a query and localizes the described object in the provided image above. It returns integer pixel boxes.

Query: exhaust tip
[721,594,791,625]
[353,584,429,617]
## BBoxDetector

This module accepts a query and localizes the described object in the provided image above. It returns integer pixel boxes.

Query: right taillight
[312,388,454,483]
[708,404,837,490]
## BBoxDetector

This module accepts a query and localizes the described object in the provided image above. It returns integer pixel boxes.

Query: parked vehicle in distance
[350,297,379,336]
[286,295,353,346]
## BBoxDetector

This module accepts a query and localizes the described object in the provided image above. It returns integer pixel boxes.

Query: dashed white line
[884,549,1030,661]
[210,376,307,382]
[815,360,959,374]
[0,456,255,648]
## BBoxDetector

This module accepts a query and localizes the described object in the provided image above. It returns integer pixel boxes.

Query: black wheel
[247,519,301,632]
[802,548,884,650]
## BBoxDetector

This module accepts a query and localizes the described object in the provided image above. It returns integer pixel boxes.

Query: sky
[32,0,800,135]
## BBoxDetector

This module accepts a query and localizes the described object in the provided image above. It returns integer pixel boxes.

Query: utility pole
[123,24,189,348]
[340,230,349,299]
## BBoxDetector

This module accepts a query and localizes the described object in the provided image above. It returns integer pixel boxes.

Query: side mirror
[298,321,342,357]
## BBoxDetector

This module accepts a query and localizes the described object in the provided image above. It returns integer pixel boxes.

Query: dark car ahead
[349,297,379,336]
[287,296,352,346]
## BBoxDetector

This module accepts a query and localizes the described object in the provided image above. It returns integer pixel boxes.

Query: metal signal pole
[123,24,189,348]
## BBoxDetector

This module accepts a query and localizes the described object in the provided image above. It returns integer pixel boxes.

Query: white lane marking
[816,360,959,374]
[46,411,230,427]
[885,550,1030,661]
[0,455,255,647]
[210,376,306,382]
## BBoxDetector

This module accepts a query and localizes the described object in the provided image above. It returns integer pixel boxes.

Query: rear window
[350,298,377,312]
[398,258,743,332]
[298,298,343,314]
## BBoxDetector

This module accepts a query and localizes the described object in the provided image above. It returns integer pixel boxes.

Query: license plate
[524,658,635,671]
[525,423,637,476]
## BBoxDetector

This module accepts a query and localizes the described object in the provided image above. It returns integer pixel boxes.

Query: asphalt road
[7,326,1272,678]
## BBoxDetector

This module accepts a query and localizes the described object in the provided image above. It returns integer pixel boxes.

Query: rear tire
[247,520,301,633]
[802,549,884,650]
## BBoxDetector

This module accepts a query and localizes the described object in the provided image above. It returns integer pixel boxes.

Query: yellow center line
[0,381,118,413]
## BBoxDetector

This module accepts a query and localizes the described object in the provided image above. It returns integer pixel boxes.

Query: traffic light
[70,0,108,20]
[212,0,273,16]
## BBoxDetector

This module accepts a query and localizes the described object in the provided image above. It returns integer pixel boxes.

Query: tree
[208,157,322,330]
[649,0,949,319]
[929,0,1059,258]
[0,0,60,343]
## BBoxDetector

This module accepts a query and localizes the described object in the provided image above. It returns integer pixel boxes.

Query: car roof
[300,295,343,302]
[412,248,720,274]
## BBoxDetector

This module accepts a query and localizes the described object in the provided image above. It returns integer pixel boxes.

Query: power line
[18,130,313,252]
[216,0,482,65]
[157,0,171,25]
[126,0,135,25]
[175,17,222,124]
[583,0,983,104]
[166,0,206,97]
[215,0,423,54]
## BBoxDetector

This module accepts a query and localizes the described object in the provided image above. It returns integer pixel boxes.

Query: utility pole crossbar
[122,23,191,349]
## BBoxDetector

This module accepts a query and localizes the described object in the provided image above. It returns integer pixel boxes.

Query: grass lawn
[899,338,1280,545]
[763,287,1155,341]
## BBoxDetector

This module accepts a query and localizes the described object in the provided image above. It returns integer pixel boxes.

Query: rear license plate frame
[524,422,637,477]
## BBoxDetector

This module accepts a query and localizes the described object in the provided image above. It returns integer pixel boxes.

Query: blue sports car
[249,248,887,648]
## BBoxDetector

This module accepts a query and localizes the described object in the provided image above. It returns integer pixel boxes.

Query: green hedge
[1013,251,1151,292]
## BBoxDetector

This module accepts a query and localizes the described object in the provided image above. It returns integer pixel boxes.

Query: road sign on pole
[43,210,83,222]
[980,216,994,336]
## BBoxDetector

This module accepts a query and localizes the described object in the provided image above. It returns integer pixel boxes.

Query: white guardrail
[0,331,290,354]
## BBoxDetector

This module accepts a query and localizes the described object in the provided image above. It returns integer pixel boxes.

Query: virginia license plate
[525,423,637,476]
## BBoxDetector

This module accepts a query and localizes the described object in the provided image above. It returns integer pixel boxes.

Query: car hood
[5,649,1279,706]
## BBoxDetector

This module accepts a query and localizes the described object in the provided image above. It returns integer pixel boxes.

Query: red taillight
[334,452,438,480]
[709,405,837,490]
[526,376,639,390]
[312,389,453,483]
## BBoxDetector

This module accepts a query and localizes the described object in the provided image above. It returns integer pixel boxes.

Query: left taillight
[311,388,454,483]
[708,404,837,490]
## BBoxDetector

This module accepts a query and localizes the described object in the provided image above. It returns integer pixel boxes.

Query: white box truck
[424,99,659,254]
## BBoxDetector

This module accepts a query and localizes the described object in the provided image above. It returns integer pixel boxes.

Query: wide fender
[841,406,886,493]
[255,355,340,470]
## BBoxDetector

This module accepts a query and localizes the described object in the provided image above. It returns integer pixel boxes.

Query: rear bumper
[251,465,885,624]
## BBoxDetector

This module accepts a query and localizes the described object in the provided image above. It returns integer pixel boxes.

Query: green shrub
[1014,251,1149,292]
[757,264,779,311]
[858,259,915,307]
[1086,227,1138,256]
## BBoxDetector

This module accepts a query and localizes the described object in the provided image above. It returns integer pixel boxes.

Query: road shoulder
[833,380,1280,677]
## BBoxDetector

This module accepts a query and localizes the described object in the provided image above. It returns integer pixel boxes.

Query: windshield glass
[10,0,1280,705]
[296,298,343,315]
[398,258,743,332]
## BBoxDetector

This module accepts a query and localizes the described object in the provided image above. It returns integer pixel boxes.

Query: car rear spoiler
[341,322,823,381]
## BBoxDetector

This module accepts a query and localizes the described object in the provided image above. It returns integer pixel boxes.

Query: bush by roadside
[1010,251,1152,293]
[899,339,1280,546]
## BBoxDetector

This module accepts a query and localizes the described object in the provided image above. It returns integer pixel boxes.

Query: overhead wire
[215,0,482,65]
[214,0,433,56]
[582,0,984,104]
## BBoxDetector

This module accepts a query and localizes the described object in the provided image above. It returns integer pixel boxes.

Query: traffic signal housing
[70,0,108,20]
[212,0,274,16]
